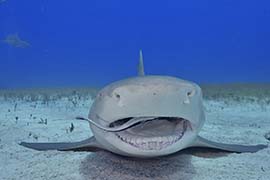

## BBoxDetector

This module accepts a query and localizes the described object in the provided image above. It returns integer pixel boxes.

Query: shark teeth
[116,132,184,150]
[115,118,188,151]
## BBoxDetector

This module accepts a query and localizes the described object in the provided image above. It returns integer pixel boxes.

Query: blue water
[0,0,270,88]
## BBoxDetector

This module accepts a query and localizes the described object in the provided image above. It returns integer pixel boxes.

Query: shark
[20,51,267,158]
[2,33,30,48]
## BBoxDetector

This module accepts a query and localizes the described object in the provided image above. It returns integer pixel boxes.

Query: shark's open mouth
[109,117,192,151]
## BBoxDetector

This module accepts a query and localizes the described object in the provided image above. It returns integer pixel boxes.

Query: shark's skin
[20,51,267,158]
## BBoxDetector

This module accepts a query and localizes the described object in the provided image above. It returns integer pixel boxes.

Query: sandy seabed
[0,88,269,180]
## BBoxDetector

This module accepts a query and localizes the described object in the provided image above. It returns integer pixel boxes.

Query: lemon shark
[20,51,267,157]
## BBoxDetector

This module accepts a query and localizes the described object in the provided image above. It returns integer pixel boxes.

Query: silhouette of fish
[2,33,30,48]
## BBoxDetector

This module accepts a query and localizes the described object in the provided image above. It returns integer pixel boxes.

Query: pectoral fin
[19,136,104,152]
[190,136,267,153]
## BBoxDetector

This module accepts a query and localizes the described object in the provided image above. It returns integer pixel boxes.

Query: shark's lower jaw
[113,117,191,151]
[115,130,184,150]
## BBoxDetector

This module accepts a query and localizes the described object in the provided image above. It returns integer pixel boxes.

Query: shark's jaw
[109,117,192,151]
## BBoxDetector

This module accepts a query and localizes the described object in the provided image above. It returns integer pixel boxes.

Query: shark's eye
[114,92,121,100]
[187,90,195,97]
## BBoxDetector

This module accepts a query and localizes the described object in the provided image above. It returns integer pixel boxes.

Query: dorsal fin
[138,50,145,76]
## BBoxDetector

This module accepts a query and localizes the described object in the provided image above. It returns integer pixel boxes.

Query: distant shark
[2,33,30,48]
[20,51,267,158]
